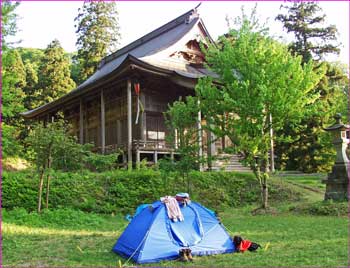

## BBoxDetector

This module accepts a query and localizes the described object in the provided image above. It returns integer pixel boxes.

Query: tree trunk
[45,146,53,209]
[37,165,45,213]
[45,159,52,209]
[269,113,275,173]
[261,177,268,209]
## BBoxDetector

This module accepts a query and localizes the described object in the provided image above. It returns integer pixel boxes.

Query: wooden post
[211,132,216,156]
[170,150,174,163]
[136,149,140,170]
[127,80,132,170]
[79,99,84,144]
[174,129,178,149]
[197,101,203,171]
[154,151,158,164]
[207,129,212,171]
[100,89,106,154]
[206,118,216,170]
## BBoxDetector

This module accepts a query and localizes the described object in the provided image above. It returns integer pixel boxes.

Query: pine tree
[2,49,26,125]
[37,39,76,105]
[74,0,120,83]
[275,1,347,172]
[23,61,39,110]
[276,1,340,63]
[1,1,20,49]
[1,1,26,157]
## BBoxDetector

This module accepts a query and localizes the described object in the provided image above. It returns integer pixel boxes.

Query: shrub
[290,200,348,216]
[2,207,108,230]
[84,152,120,172]
[3,169,302,214]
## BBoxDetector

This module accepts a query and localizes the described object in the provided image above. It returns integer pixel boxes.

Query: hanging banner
[134,82,144,124]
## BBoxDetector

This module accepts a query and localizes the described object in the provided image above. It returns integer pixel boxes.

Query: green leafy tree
[164,97,202,192]
[275,1,347,172]
[1,1,26,157]
[196,14,324,208]
[74,0,120,83]
[17,47,45,68]
[275,62,349,172]
[2,49,26,124]
[1,1,19,49]
[23,61,39,110]
[17,48,44,110]
[276,1,339,63]
[26,119,120,212]
[37,39,76,105]
[67,51,82,84]
[26,120,91,212]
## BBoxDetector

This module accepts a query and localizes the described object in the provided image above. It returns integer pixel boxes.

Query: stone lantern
[323,113,350,201]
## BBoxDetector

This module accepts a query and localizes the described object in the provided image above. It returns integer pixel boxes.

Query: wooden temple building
[23,6,230,168]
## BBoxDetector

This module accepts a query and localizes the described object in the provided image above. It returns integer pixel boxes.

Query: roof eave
[21,55,200,119]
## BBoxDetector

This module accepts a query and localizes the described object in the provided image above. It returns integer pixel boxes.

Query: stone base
[323,163,349,201]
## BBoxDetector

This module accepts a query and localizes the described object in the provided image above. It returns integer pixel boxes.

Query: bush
[3,169,302,214]
[289,200,348,216]
[84,152,120,172]
[2,207,108,230]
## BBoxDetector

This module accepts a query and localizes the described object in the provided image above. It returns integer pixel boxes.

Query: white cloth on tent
[160,196,184,222]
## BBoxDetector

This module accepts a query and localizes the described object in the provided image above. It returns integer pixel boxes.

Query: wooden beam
[100,89,106,153]
[79,99,84,144]
[127,79,132,170]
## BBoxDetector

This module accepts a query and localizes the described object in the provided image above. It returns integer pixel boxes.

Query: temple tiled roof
[23,5,214,119]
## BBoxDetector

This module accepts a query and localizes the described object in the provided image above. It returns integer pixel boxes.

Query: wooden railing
[92,140,175,154]
[133,140,175,151]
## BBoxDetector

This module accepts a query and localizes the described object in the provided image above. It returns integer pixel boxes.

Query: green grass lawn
[3,205,348,267]
[276,174,326,191]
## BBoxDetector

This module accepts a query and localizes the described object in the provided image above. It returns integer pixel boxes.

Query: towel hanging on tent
[160,196,184,222]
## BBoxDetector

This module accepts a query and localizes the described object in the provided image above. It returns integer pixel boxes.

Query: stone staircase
[210,153,251,172]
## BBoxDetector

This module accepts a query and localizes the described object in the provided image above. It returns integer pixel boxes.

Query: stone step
[209,153,251,172]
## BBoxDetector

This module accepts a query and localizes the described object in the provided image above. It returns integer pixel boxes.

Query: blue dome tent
[112,200,235,264]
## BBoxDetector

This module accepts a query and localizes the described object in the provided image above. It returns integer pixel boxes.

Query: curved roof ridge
[99,4,201,68]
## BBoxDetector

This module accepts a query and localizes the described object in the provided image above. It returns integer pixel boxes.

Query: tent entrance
[167,205,204,247]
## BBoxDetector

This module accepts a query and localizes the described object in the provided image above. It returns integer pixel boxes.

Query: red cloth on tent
[239,240,252,252]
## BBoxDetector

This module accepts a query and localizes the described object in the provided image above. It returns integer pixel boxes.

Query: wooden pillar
[170,150,174,163]
[79,99,84,144]
[206,118,216,170]
[197,101,203,171]
[174,129,178,149]
[140,93,146,142]
[43,116,47,127]
[127,80,132,170]
[210,131,216,156]
[136,149,140,170]
[207,129,212,171]
[154,151,158,164]
[221,114,226,151]
[100,90,106,154]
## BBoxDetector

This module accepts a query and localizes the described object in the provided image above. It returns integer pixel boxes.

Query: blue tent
[112,200,235,264]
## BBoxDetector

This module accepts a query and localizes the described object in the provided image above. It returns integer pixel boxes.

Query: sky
[12,1,349,65]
